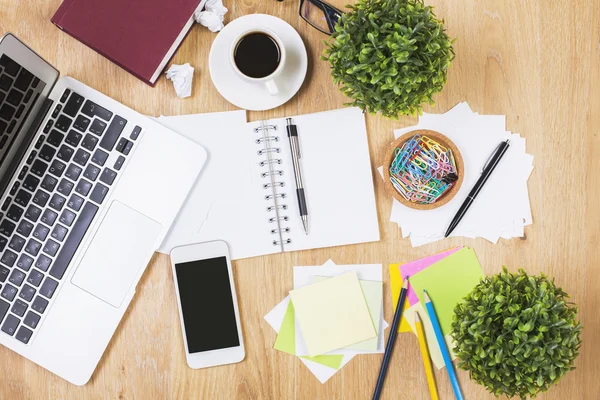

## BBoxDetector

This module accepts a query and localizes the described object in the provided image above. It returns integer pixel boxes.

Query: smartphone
[170,241,245,369]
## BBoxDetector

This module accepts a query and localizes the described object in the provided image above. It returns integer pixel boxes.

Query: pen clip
[480,140,509,173]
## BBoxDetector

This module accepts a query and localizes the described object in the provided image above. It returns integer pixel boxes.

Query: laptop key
[74,148,90,166]
[0,120,6,135]
[68,194,84,211]
[60,89,71,103]
[99,168,117,185]
[0,103,16,121]
[16,254,33,272]
[15,105,25,119]
[57,145,74,163]
[17,220,33,236]
[39,144,56,162]
[1,283,17,301]
[0,266,8,282]
[35,255,51,272]
[50,202,98,280]
[51,105,62,119]
[14,68,33,91]
[0,55,20,76]
[11,299,27,317]
[75,180,92,197]
[100,115,127,151]
[83,165,100,181]
[49,193,66,211]
[0,220,15,237]
[0,236,7,252]
[27,270,44,287]
[15,326,32,344]
[49,159,66,178]
[41,175,58,192]
[40,277,58,298]
[42,120,52,134]
[130,126,141,140]
[91,149,108,166]
[19,284,36,302]
[30,159,48,177]
[31,296,48,314]
[57,179,74,196]
[1,250,17,268]
[6,89,24,107]
[114,155,125,171]
[43,240,60,257]
[59,209,76,227]
[1,314,19,336]
[65,130,83,147]
[33,224,49,241]
[41,209,57,226]
[82,134,98,151]
[24,239,41,257]
[54,114,72,132]
[47,129,64,147]
[90,183,109,204]
[15,189,32,207]
[8,235,25,252]
[89,119,107,136]
[33,190,50,208]
[64,92,84,117]
[51,225,68,242]
[81,100,113,121]
[73,115,90,132]
[8,269,25,286]
[24,89,33,103]
[7,120,16,133]
[23,174,40,192]
[65,164,82,181]
[23,311,40,329]
[7,204,23,222]
[0,75,12,91]
[1,197,11,212]
[34,135,45,150]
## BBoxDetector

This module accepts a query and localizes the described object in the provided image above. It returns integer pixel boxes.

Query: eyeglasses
[299,0,344,35]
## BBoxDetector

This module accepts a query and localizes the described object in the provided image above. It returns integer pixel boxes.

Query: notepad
[156,108,379,260]
[290,272,377,357]
[409,247,484,335]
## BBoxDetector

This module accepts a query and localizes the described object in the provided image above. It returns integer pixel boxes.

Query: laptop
[0,33,207,385]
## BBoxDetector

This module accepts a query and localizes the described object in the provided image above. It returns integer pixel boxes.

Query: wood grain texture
[0,0,598,398]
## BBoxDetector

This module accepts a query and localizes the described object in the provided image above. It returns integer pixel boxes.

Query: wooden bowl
[383,129,464,210]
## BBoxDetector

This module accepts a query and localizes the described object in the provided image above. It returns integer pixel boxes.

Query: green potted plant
[451,267,582,399]
[323,0,454,118]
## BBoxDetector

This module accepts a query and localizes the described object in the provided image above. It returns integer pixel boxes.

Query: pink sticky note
[400,247,462,305]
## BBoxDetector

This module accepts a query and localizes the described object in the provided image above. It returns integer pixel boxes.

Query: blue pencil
[423,290,464,400]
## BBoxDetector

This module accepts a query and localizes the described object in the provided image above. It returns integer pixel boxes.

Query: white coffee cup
[230,27,286,96]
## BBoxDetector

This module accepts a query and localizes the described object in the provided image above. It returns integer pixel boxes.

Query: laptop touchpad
[72,201,162,308]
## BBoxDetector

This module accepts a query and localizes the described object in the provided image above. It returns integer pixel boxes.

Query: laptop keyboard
[0,78,141,344]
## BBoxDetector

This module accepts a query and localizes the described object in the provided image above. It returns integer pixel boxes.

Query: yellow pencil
[415,312,439,400]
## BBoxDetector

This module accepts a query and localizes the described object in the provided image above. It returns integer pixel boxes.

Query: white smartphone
[170,240,245,369]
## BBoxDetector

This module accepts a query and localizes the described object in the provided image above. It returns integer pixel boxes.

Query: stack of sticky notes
[390,247,484,369]
[381,102,534,247]
[264,260,388,383]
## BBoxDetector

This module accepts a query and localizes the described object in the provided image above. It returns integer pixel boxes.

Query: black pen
[445,139,511,237]
[286,118,309,235]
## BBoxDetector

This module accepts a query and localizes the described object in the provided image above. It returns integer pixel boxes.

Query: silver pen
[286,118,309,235]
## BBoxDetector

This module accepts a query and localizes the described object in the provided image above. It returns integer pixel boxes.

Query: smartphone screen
[175,256,240,353]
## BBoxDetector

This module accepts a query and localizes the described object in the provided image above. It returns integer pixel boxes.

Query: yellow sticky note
[403,303,456,369]
[389,264,412,332]
[290,272,377,357]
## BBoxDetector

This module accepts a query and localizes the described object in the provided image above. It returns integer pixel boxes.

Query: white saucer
[209,14,308,111]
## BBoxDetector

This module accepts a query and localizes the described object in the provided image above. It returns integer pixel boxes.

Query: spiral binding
[256,121,291,251]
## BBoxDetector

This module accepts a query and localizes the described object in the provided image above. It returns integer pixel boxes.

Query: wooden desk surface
[1,0,599,399]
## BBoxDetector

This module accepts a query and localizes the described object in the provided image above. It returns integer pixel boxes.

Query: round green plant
[323,0,455,118]
[451,267,582,399]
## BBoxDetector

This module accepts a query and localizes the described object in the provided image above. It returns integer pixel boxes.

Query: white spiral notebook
[156,108,380,260]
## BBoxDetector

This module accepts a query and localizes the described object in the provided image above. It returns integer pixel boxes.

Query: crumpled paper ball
[165,63,194,98]
[194,0,228,32]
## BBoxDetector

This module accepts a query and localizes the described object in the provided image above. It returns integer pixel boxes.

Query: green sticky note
[409,247,484,336]
[274,301,344,370]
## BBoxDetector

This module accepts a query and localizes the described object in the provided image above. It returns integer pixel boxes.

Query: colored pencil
[415,312,439,400]
[372,278,409,400]
[423,290,463,400]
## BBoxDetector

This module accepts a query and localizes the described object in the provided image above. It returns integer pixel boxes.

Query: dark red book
[52,0,202,86]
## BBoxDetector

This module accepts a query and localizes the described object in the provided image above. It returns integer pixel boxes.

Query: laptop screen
[0,54,46,168]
